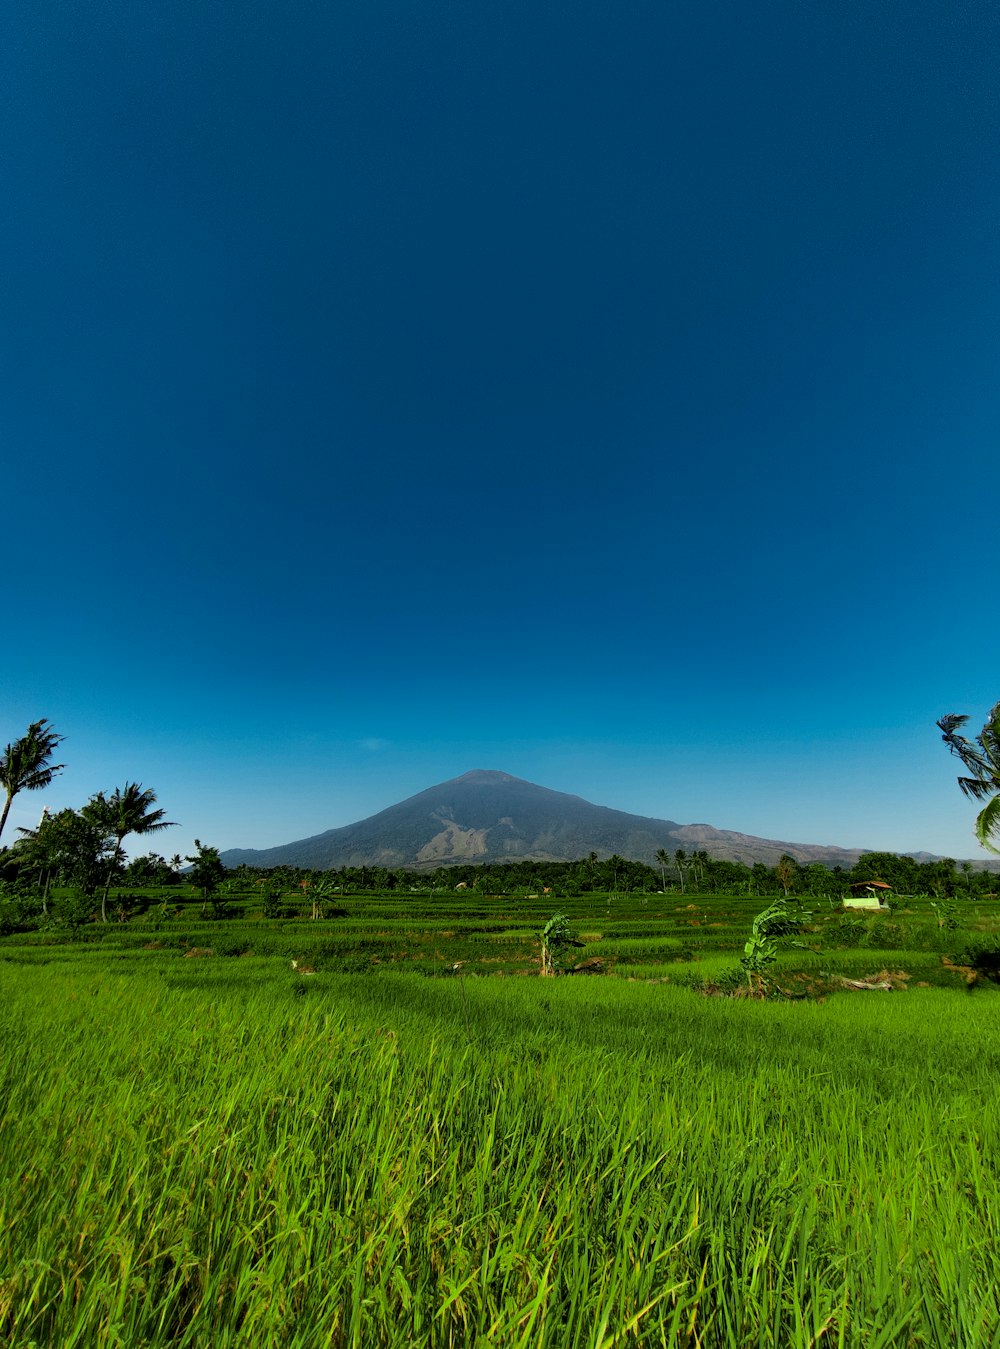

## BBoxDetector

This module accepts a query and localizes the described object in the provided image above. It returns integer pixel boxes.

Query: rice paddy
[2,887,999,1345]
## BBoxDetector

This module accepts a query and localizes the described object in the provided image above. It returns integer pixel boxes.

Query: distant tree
[919,857,958,899]
[852,852,918,893]
[0,720,65,843]
[750,862,771,895]
[124,852,173,887]
[674,849,687,892]
[186,839,226,910]
[801,862,834,897]
[305,874,342,919]
[607,854,626,891]
[9,811,56,908]
[655,848,669,890]
[16,806,110,902]
[85,784,175,922]
[705,857,754,894]
[938,702,1000,853]
[774,854,799,897]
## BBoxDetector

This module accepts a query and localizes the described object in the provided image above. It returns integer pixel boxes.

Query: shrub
[58,891,98,938]
[957,939,1000,982]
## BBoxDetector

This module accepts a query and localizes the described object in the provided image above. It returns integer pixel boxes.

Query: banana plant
[740,899,805,991]
[540,912,576,977]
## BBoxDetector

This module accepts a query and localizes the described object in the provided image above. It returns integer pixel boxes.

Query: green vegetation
[939,700,1000,852]
[3,881,1000,1345]
[85,781,176,922]
[0,717,64,841]
[539,911,578,975]
[186,838,227,913]
[739,897,804,990]
[4,715,1000,1342]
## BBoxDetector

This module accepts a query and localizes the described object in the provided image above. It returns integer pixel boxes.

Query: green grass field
[2,888,999,1346]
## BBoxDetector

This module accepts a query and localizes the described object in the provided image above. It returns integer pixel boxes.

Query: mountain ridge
[218,768,920,871]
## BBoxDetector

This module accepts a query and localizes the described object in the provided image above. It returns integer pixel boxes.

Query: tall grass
[2,960,1000,1346]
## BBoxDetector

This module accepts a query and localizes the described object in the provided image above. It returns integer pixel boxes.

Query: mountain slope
[219,769,870,870]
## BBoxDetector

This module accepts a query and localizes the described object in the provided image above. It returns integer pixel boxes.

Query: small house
[845,880,892,910]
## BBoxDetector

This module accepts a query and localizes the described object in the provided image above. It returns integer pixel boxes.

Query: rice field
[2,889,999,1346]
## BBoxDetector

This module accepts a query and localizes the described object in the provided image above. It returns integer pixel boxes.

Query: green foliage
[939,701,1000,853]
[123,851,174,887]
[58,889,98,937]
[84,782,176,922]
[185,839,226,904]
[220,848,1000,904]
[740,898,805,988]
[0,880,39,936]
[0,718,65,842]
[540,911,578,975]
[932,897,960,930]
[259,881,284,918]
[956,939,1000,982]
[859,920,907,949]
[15,806,111,897]
[21,798,110,895]
[774,853,800,895]
[300,874,343,920]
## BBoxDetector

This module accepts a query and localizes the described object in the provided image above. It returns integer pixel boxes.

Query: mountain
[219,769,874,871]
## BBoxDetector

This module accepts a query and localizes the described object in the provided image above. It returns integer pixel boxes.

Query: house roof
[849,880,892,891]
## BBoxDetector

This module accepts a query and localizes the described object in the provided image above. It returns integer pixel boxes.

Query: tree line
[0,719,226,922]
[221,847,997,902]
[3,701,1000,925]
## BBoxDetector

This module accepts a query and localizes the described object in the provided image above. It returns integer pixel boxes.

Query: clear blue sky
[3,0,998,861]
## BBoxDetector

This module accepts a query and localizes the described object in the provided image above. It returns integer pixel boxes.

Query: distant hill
[219,769,883,871]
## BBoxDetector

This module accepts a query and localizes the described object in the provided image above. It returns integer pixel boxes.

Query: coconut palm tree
[938,702,1000,853]
[0,720,65,843]
[86,783,176,921]
[655,847,669,890]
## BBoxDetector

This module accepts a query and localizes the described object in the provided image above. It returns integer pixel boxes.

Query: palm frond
[975,793,1000,855]
[138,814,175,833]
[0,720,65,841]
[942,704,1000,855]
[17,767,61,793]
[90,783,177,840]
[937,713,970,737]
[978,703,1000,765]
[939,715,992,779]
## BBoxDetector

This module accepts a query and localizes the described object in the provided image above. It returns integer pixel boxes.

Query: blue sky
[3,0,998,861]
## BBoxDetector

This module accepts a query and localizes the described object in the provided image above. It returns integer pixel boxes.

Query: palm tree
[693,849,710,886]
[0,720,65,843]
[938,702,1000,853]
[655,847,669,890]
[87,783,176,921]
